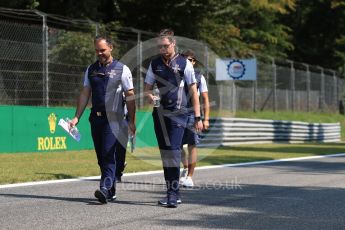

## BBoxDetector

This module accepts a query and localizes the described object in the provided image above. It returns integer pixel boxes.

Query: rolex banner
[216,58,257,81]
[0,106,158,153]
[0,106,93,153]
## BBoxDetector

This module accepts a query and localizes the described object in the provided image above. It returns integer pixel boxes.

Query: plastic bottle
[153,86,160,107]
[65,117,81,142]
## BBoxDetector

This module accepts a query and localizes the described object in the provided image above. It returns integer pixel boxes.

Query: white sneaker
[179,169,188,184]
[182,176,194,187]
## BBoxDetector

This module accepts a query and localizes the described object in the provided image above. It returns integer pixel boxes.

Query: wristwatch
[195,116,201,122]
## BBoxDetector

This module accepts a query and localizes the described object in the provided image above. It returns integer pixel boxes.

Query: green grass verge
[1,110,344,185]
[1,143,344,185]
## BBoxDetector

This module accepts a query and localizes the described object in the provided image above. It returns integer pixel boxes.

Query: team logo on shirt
[156,65,164,72]
[90,70,98,77]
[108,69,116,78]
[172,64,181,73]
[227,60,246,80]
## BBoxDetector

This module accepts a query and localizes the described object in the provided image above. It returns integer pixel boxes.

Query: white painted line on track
[196,152,345,170]
[0,169,163,189]
[1,153,345,189]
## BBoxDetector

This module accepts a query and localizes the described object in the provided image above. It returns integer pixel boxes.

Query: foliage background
[0,0,344,75]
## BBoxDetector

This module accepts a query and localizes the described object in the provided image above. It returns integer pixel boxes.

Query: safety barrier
[199,118,341,147]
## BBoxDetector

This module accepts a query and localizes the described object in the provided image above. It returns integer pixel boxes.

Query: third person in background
[180,49,210,187]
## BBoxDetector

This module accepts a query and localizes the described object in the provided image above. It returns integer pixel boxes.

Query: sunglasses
[188,58,195,62]
[158,43,171,49]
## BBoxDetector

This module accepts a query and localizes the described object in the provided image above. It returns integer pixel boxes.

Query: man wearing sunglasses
[180,49,210,188]
[70,35,136,204]
[144,29,203,208]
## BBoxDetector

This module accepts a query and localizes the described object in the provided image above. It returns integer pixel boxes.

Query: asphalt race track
[1,155,345,229]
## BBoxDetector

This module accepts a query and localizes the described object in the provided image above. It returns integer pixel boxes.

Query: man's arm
[201,92,210,130]
[199,75,210,130]
[70,86,91,126]
[144,83,154,104]
[144,63,156,105]
[189,83,203,132]
[125,89,136,135]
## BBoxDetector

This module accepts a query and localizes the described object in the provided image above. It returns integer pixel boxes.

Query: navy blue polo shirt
[145,54,196,112]
[83,60,133,114]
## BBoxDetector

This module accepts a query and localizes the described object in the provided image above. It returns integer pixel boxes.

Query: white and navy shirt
[145,54,196,112]
[84,60,133,114]
[195,70,208,94]
[84,62,133,91]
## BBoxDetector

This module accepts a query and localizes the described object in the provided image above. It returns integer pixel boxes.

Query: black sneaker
[94,189,107,204]
[167,195,178,208]
[94,189,116,204]
[158,196,181,206]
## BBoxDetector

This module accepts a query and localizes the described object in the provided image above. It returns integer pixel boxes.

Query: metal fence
[0,9,88,106]
[0,8,343,114]
[222,60,344,113]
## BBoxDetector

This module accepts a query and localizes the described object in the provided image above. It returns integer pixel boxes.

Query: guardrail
[199,118,341,147]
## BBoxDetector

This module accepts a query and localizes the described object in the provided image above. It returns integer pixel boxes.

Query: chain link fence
[0,17,43,105]
[0,7,343,114]
[225,60,344,113]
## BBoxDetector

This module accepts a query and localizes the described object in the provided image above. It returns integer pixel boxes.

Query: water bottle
[129,134,135,152]
[66,117,81,142]
[153,86,160,107]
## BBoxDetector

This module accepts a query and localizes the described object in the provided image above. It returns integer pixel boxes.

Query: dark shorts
[182,114,199,145]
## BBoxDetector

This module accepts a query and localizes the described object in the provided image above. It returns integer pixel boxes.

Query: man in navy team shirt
[70,35,136,204]
[144,29,203,208]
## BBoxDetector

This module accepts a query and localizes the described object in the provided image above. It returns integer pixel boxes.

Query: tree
[2,0,343,73]
[36,0,117,22]
[49,31,95,66]
[197,0,296,58]
[114,0,296,59]
[0,0,39,9]
[114,0,207,37]
[283,0,345,73]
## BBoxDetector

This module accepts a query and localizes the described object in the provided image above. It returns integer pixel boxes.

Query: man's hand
[147,94,156,105]
[69,117,79,128]
[194,120,203,133]
[128,121,136,136]
[203,120,209,130]
[144,83,155,105]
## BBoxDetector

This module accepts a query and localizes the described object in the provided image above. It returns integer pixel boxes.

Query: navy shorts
[182,114,199,145]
